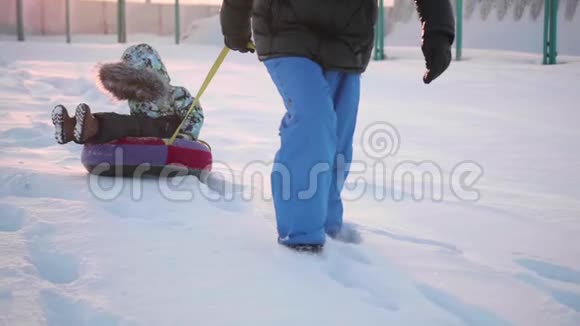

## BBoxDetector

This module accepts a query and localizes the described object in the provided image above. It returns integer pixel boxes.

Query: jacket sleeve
[129,99,161,117]
[172,86,204,140]
[415,0,455,44]
[220,0,253,41]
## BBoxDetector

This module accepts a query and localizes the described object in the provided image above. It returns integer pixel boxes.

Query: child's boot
[51,105,76,144]
[74,103,100,144]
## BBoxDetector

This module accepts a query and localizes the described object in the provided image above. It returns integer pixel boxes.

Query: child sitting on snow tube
[51,43,204,145]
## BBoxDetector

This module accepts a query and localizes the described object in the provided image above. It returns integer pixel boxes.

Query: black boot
[74,103,100,144]
[282,244,324,254]
[51,105,76,144]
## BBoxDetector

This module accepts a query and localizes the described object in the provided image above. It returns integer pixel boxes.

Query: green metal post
[373,0,385,61]
[65,0,71,43]
[175,0,180,45]
[543,0,550,64]
[548,0,558,64]
[543,0,559,64]
[16,0,25,41]
[118,0,126,43]
[382,3,386,58]
[456,0,463,60]
[40,0,46,36]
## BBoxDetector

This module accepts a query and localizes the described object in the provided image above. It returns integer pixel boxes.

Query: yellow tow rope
[166,46,231,145]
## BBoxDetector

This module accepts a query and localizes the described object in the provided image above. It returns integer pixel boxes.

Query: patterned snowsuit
[91,44,204,143]
[122,43,204,140]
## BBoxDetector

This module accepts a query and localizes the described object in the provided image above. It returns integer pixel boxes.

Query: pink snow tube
[81,137,212,177]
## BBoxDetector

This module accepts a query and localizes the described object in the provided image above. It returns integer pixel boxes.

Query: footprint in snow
[361,225,462,255]
[323,244,399,312]
[0,288,12,300]
[516,258,580,285]
[28,243,80,285]
[0,203,26,232]
[325,260,399,311]
[515,259,580,312]
[0,123,54,149]
[329,241,371,265]
[417,284,511,326]
[516,273,580,313]
[41,289,121,326]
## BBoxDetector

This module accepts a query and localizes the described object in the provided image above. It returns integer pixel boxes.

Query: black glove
[422,34,452,84]
[220,0,254,54]
[224,36,255,54]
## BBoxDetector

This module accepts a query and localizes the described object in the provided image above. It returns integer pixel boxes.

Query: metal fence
[4,0,579,65]
[374,0,580,64]
[2,0,219,44]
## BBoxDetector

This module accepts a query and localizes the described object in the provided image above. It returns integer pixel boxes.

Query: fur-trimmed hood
[121,43,171,83]
[98,44,170,102]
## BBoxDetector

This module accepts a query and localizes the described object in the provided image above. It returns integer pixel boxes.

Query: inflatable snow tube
[81,137,212,177]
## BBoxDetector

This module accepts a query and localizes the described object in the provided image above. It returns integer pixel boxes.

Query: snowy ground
[1,38,580,326]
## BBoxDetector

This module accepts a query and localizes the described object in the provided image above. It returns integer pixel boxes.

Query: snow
[1,37,580,326]
[182,15,222,47]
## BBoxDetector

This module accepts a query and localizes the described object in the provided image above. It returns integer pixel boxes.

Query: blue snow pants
[264,57,361,246]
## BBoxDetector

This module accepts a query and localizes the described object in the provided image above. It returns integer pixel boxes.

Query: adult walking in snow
[220,0,455,252]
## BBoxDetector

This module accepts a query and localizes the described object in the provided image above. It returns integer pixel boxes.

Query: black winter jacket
[220,0,455,73]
